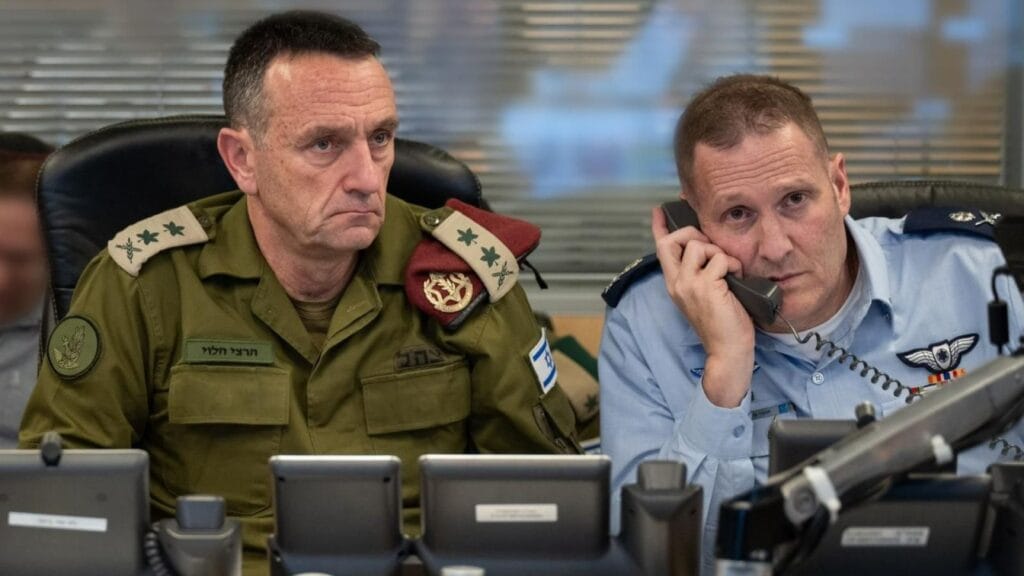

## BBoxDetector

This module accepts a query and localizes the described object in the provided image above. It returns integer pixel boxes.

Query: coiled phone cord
[780,313,1024,460]
[988,438,1024,461]
[143,524,176,576]
[778,314,920,403]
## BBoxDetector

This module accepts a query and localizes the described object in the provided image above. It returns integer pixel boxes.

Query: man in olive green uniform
[20,11,578,574]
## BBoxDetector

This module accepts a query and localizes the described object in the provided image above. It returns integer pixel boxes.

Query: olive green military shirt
[20,191,578,574]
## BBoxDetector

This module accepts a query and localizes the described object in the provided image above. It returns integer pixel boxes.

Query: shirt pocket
[362,361,471,434]
[360,362,471,511]
[161,364,289,516]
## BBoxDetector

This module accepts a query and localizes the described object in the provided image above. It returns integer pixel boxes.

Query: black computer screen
[270,455,403,554]
[780,475,990,576]
[418,454,613,562]
[767,420,985,576]
[768,419,857,475]
[268,455,406,576]
[0,449,149,576]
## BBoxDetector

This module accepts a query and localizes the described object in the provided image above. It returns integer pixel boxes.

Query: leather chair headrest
[850,180,1024,219]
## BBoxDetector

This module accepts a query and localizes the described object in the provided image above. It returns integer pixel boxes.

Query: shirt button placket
[805,370,827,416]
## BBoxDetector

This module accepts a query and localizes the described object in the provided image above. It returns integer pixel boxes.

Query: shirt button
[422,213,442,227]
[732,425,745,438]
[812,372,825,385]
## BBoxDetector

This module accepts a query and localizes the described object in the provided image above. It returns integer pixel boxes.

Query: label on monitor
[8,511,108,533]
[840,526,929,547]
[475,504,558,523]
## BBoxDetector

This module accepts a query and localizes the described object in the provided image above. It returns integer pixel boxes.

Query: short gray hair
[222,10,380,141]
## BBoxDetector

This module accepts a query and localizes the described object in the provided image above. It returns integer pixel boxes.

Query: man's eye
[371,130,392,147]
[725,207,750,222]
[786,192,808,206]
[312,138,332,152]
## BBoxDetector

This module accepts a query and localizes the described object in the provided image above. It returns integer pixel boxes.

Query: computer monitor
[768,419,956,476]
[417,454,636,576]
[769,419,858,475]
[780,475,990,576]
[267,455,407,576]
[767,420,984,575]
[0,448,149,576]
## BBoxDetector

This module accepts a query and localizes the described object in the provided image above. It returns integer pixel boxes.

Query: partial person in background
[0,133,53,448]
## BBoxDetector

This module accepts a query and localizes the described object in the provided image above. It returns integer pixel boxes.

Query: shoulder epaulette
[901,207,1000,241]
[602,253,660,308]
[405,199,540,330]
[106,205,209,276]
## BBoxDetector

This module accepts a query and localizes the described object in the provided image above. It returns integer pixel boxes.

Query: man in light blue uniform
[0,133,53,448]
[599,74,1024,571]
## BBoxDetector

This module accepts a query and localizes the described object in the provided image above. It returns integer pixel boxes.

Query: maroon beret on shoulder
[404,199,540,330]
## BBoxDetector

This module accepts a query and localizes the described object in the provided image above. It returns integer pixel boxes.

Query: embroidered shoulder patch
[430,209,520,302]
[528,330,558,396]
[47,315,101,379]
[107,205,209,276]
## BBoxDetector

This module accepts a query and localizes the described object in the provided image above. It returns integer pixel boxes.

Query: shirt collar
[845,214,894,318]
[197,192,263,280]
[362,194,424,286]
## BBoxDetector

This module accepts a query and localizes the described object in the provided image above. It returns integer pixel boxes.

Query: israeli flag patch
[529,329,559,396]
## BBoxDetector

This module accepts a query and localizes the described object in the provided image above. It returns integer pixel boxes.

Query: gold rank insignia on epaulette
[107,205,209,276]
[405,199,541,330]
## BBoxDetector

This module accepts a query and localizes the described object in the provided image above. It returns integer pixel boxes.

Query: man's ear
[679,185,699,210]
[217,127,258,195]
[830,152,851,216]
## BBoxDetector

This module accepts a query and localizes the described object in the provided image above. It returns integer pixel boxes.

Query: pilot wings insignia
[897,333,979,374]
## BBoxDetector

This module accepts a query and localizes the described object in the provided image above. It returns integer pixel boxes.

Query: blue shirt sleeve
[599,289,756,567]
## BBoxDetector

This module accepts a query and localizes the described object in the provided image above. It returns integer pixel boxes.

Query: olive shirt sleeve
[443,283,580,455]
[19,253,161,449]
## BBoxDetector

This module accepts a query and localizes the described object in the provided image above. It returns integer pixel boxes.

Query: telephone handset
[661,200,782,326]
[659,200,917,403]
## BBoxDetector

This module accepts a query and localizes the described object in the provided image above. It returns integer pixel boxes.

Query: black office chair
[37,115,483,322]
[849,179,1024,291]
[849,179,1024,219]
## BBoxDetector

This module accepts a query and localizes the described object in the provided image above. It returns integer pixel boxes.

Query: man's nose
[341,141,383,196]
[755,213,794,263]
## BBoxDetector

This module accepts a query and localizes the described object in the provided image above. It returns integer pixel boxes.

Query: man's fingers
[678,238,728,276]
[651,205,669,241]
[702,251,733,281]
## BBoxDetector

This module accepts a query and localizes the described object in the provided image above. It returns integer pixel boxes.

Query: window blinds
[0,0,1012,285]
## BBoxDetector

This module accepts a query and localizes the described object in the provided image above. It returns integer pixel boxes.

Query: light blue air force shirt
[599,214,1024,569]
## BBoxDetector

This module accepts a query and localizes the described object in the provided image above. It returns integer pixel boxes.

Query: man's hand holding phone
[652,204,756,408]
